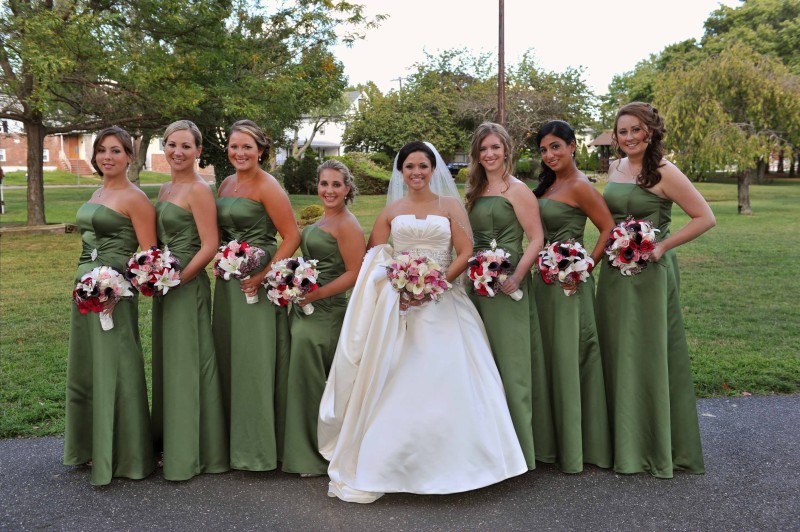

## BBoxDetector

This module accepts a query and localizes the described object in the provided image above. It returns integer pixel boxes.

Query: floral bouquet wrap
[385,251,452,315]
[125,246,181,297]
[73,266,134,330]
[536,239,594,296]
[212,240,266,303]
[604,216,660,276]
[467,239,523,301]
[264,257,320,315]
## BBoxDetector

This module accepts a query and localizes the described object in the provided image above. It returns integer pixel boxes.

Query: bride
[318,141,527,503]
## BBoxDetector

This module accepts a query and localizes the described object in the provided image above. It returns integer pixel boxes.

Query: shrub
[369,151,393,170]
[298,204,324,227]
[576,145,600,173]
[456,168,469,183]
[283,151,319,194]
[333,152,391,195]
[515,158,533,179]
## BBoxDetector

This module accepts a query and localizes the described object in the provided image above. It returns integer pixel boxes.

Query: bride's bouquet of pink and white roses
[386,251,451,314]
[212,240,266,303]
[604,216,660,276]
[264,257,320,315]
[467,239,523,301]
[536,239,594,296]
[125,246,182,297]
[73,266,134,330]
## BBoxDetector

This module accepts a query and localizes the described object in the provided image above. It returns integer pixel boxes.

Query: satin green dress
[468,196,546,469]
[282,225,348,474]
[64,203,155,486]
[533,199,612,472]
[151,202,229,480]
[595,183,705,477]
[212,196,290,471]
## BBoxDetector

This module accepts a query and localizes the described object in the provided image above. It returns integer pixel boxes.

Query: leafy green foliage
[333,152,391,195]
[283,152,320,195]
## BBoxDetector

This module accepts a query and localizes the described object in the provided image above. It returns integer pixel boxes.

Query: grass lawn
[1,179,798,438]
[1,169,170,188]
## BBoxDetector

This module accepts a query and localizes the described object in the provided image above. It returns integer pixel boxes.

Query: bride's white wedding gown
[318,214,526,503]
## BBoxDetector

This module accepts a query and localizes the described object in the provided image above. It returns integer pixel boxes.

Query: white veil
[387,141,472,242]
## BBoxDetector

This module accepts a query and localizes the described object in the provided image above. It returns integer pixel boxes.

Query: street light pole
[497,0,505,127]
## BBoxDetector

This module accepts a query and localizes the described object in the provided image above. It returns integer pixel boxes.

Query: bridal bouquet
[604,216,660,276]
[536,240,594,296]
[212,240,266,303]
[125,246,181,297]
[264,257,320,315]
[467,239,523,301]
[386,252,451,313]
[72,266,134,330]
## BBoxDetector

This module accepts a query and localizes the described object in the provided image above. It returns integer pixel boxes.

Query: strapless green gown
[595,183,705,477]
[151,202,229,480]
[533,199,612,472]
[212,196,290,471]
[468,196,546,469]
[282,225,349,474]
[64,203,155,486]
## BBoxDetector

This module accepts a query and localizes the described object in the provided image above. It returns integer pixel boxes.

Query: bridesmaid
[151,120,229,480]
[213,119,301,471]
[282,160,366,476]
[532,120,615,473]
[465,122,545,469]
[63,126,156,485]
[596,102,715,477]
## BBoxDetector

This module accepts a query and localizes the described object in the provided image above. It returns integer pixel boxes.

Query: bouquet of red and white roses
[73,266,134,330]
[604,216,660,276]
[212,240,266,303]
[536,239,594,296]
[264,257,320,315]
[125,246,181,297]
[386,251,451,314]
[467,239,523,301]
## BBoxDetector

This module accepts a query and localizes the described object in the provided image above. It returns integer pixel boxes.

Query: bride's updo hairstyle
[612,102,666,189]
[396,141,437,170]
[533,120,576,198]
[229,119,271,164]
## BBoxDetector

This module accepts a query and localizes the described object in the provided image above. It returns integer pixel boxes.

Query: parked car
[447,162,468,177]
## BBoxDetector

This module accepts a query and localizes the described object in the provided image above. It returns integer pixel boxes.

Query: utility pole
[391,76,406,93]
[497,0,505,127]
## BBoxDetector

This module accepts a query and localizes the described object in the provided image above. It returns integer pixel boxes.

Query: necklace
[487,178,508,194]
[625,160,642,179]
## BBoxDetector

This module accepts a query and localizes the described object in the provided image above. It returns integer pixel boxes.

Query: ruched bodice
[470,197,523,264]
[538,199,587,244]
[390,214,453,268]
[301,225,345,296]
[603,182,672,239]
[155,202,200,267]
[216,197,278,268]
[75,203,138,278]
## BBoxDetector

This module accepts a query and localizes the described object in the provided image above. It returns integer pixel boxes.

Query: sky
[333,0,741,95]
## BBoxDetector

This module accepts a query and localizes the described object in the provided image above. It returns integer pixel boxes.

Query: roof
[590,131,613,146]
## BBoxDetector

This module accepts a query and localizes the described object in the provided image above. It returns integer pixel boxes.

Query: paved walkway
[2,395,798,531]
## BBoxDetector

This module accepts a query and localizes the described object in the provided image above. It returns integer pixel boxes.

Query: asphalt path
[1,395,798,531]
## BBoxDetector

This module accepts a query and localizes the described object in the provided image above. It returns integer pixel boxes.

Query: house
[276,90,368,164]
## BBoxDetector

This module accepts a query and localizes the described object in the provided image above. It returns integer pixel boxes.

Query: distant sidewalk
[1,395,798,531]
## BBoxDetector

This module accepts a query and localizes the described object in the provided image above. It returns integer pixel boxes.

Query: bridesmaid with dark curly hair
[596,102,715,477]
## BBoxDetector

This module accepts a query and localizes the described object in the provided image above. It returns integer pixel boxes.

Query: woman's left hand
[649,242,665,263]
[500,275,520,295]
[240,274,263,296]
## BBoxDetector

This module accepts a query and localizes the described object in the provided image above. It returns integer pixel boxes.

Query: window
[0,148,6,162]
[42,149,50,163]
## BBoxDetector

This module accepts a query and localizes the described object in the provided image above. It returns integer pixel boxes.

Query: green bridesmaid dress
[151,202,229,480]
[595,183,705,478]
[212,196,290,471]
[64,203,155,486]
[282,225,348,474]
[533,199,612,472]
[468,196,547,469]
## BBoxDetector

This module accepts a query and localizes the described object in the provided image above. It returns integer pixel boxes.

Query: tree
[288,92,352,161]
[654,43,800,214]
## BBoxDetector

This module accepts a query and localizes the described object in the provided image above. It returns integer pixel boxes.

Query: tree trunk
[791,150,799,177]
[127,131,152,187]
[25,121,47,226]
[755,157,767,184]
[737,170,752,215]
[777,149,784,174]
